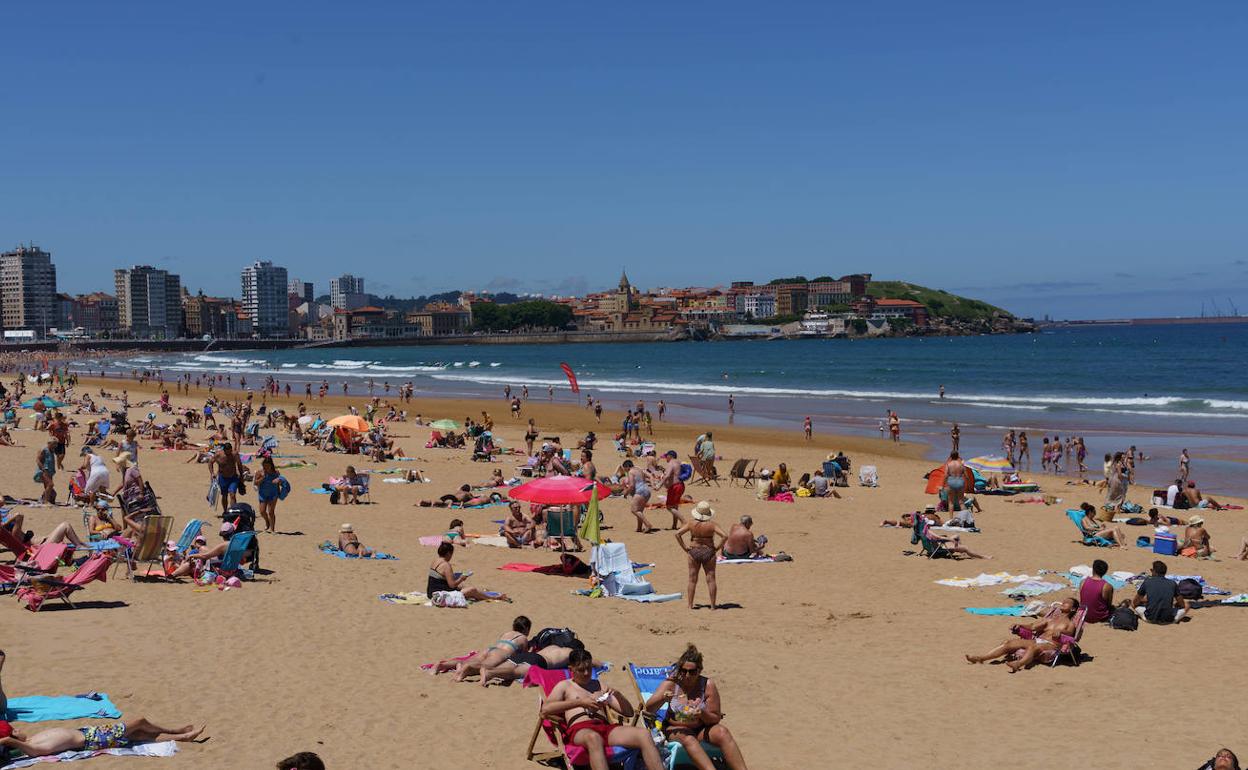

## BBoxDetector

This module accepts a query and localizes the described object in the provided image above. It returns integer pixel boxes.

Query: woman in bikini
[428,616,531,683]
[525,418,540,456]
[337,523,374,558]
[675,501,728,610]
[542,649,664,770]
[621,460,657,534]
[644,645,750,770]
[426,542,508,602]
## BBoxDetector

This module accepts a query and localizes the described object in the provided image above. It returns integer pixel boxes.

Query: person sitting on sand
[1184,482,1225,510]
[754,470,775,501]
[644,644,751,770]
[1180,515,1213,558]
[484,468,506,487]
[964,597,1081,673]
[442,519,468,547]
[338,523,374,558]
[1079,559,1116,624]
[1076,502,1129,547]
[167,523,239,578]
[427,542,508,602]
[1132,560,1189,624]
[0,717,204,758]
[772,463,791,492]
[0,426,15,446]
[722,516,767,560]
[541,649,664,770]
[503,502,538,548]
[428,615,531,684]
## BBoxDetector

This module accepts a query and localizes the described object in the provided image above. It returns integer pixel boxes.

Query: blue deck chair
[218,531,258,577]
[174,519,204,554]
[1066,509,1113,547]
[626,664,726,769]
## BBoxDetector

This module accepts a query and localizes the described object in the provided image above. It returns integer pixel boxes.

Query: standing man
[547,385,554,401]
[35,438,58,503]
[727,395,734,415]
[49,413,70,470]
[939,384,945,399]
[1018,432,1030,469]
[661,450,686,529]
[208,442,244,515]
[657,400,666,421]
[944,451,967,512]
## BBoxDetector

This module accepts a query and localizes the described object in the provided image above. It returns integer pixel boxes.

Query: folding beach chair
[727,459,757,488]
[1066,509,1113,547]
[218,530,258,578]
[858,465,878,487]
[0,522,33,561]
[173,519,205,554]
[523,666,636,770]
[626,664,725,769]
[0,542,71,593]
[129,514,174,580]
[687,456,719,487]
[17,551,112,612]
[545,507,583,553]
[916,520,951,559]
[1012,606,1088,668]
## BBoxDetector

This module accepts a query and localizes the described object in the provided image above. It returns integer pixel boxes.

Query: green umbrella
[22,396,68,409]
[430,419,460,431]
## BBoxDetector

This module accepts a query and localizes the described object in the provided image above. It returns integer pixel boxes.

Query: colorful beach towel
[964,605,1030,616]
[318,541,397,560]
[379,592,430,605]
[5,693,122,722]
[2,741,177,768]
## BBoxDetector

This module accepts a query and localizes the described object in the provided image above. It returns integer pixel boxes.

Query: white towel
[4,740,178,768]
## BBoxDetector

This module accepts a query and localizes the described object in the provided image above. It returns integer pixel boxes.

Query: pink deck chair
[522,666,635,769]
[16,552,112,612]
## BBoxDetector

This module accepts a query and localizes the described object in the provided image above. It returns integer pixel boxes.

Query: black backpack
[1177,578,1203,600]
[531,627,582,651]
[1108,606,1138,631]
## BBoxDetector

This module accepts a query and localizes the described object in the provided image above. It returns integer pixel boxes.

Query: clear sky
[3,1,1246,320]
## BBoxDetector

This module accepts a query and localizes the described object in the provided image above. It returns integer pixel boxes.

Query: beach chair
[0,523,33,560]
[218,530,258,578]
[626,664,726,769]
[173,519,205,554]
[357,473,372,504]
[1066,509,1113,547]
[687,456,719,487]
[545,507,582,553]
[0,542,71,593]
[16,551,112,612]
[129,515,174,580]
[916,521,951,559]
[1012,606,1088,668]
[727,459,757,488]
[523,666,636,770]
[858,465,879,487]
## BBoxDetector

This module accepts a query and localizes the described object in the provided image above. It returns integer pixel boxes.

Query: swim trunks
[565,719,617,746]
[79,722,127,750]
[666,481,685,508]
[217,475,240,494]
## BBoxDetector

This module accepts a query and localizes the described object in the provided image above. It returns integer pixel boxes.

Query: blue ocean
[101,323,1248,494]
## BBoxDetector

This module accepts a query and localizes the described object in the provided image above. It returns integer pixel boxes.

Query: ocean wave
[366,364,447,373]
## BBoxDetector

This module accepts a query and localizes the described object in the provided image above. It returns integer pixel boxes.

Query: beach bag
[1178,578,1203,600]
[1121,501,1143,514]
[431,590,467,608]
[206,479,219,508]
[678,464,693,482]
[1108,606,1138,631]
[531,627,581,651]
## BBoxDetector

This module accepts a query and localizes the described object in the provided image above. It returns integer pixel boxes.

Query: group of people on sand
[431,623,749,770]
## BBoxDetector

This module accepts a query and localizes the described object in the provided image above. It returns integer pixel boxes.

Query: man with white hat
[676,501,729,610]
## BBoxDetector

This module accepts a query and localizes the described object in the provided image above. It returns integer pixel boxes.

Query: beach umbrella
[924,466,976,495]
[22,396,67,409]
[579,486,602,545]
[966,456,1015,474]
[430,419,460,431]
[327,415,370,432]
[510,476,612,505]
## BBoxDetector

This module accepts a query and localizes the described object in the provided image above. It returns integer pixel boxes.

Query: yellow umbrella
[327,415,370,432]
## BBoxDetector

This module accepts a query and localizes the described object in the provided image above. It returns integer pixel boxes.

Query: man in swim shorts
[660,450,686,529]
[0,717,204,757]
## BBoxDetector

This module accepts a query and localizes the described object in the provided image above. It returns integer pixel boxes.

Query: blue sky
[2,1,1246,320]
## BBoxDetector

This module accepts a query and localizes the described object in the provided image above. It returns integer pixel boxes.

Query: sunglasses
[679,666,701,675]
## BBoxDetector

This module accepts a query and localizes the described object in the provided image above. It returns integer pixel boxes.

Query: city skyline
[3,2,1247,319]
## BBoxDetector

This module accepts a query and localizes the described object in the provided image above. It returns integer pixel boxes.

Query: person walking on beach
[658,400,666,421]
[548,385,554,401]
[593,399,602,423]
[888,411,901,443]
[660,450,686,529]
[1018,432,1030,469]
[803,416,812,441]
[728,395,734,415]
[950,423,960,454]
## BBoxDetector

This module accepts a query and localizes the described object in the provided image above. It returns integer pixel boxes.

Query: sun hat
[219,522,236,535]
[759,468,772,478]
[1188,515,1204,527]
[165,540,178,552]
[691,501,714,521]
[340,523,353,532]
[193,534,207,544]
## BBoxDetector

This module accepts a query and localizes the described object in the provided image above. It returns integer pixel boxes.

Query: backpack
[1177,578,1203,600]
[1108,606,1138,631]
[530,627,582,651]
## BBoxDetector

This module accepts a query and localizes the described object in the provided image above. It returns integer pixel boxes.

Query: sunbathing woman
[337,524,374,558]
[429,615,531,684]
[965,597,1080,673]
[427,542,508,602]
[644,645,750,770]
[1077,503,1128,547]
[542,649,664,770]
[921,522,991,559]
[0,717,205,758]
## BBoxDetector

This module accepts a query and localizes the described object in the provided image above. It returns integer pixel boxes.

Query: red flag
[559,362,579,393]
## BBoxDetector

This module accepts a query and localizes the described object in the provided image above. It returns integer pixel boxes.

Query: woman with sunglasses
[644,645,749,770]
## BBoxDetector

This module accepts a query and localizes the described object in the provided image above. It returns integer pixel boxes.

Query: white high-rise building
[330,274,366,309]
[114,266,182,338]
[241,261,289,337]
[1,244,58,337]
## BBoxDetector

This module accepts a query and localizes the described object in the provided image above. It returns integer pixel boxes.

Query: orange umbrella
[924,466,974,495]
[327,415,370,432]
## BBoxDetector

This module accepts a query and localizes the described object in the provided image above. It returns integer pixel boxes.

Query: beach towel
[2,741,177,768]
[499,562,544,572]
[318,541,396,560]
[308,487,333,494]
[936,572,1045,588]
[929,525,981,534]
[1002,580,1067,597]
[616,592,682,603]
[5,693,122,722]
[964,605,1030,616]
[378,592,430,605]
[717,556,777,564]
[382,478,413,484]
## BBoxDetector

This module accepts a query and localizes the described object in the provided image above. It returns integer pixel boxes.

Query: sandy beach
[4,377,1247,769]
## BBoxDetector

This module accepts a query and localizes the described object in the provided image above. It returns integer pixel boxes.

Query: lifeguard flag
[560,362,579,393]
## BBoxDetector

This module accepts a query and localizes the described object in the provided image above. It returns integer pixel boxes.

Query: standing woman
[644,644,750,770]
[256,457,290,534]
[524,418,539,457]
[675,501,727,610]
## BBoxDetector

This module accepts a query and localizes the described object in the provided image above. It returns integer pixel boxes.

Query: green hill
[866,281,1012,324]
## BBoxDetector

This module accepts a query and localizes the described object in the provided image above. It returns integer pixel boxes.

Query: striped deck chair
[627,664,726,769]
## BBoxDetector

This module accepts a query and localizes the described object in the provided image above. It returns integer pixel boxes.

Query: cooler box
[1153,533,1178,556]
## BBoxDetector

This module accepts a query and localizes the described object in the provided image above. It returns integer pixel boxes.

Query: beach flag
[579,485,601,545]
[560,362,579,393]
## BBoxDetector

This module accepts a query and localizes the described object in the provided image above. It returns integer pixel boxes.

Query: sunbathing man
[542,649,664,770]
[429,615,532,685]
[503,502,538,548]
[1180,515,1213,558]
[1077,503,1128,547]
[0,717,204,758]
[722,516,766,560]
[965,597,1081,673]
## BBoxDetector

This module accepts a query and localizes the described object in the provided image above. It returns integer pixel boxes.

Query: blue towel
[6,693,122,722]
[309,487,333,494]
[318,543,397,560]
[964,605,1029,616]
